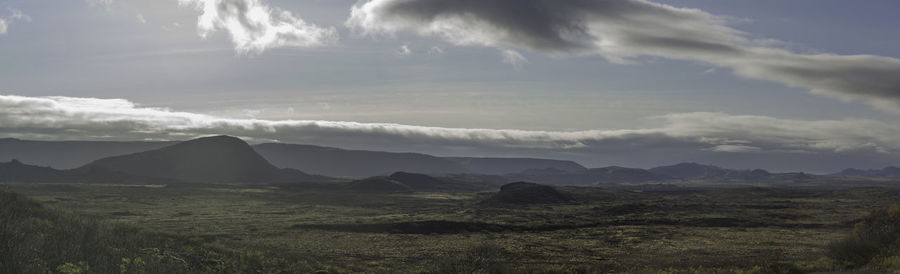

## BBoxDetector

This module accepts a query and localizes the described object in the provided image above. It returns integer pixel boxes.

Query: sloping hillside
[254,143,466,177]
[0,138,173,169]
[446,157,587,175]
[80,136,326,184]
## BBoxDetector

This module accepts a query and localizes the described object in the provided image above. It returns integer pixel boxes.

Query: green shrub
[828,204,900,269]
[0,187,334,274]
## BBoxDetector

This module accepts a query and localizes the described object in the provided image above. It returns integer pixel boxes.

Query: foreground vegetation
[0,187,338,273]
[3,183,900,273]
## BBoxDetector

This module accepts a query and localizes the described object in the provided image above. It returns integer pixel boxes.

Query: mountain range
[834,167,900,178]
[0,136,894,187]
[1,136,324,184]
[503,163,814,186]
[79,136,326,184]
[1,137,587,177]
[0,138,174,169]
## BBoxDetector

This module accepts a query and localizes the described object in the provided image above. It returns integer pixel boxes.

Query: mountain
[649,163,812,181]
[835,167,900,178]
[0,160,72,183]
[483,182,574,205]
[345,172,495,193]
[587,166,672,183]
[445,157,587,175]
[253,143,466,177]
[0,159,177,184]
[387,172,494,192]
[649,163,729,179]
[254,143,589,177]
[0,138,173,169]
[505,166,671,186]
[79,136,326,184]
[345,177,413,193]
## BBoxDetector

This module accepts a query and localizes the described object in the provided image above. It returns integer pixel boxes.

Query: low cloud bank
[2,94,899,172]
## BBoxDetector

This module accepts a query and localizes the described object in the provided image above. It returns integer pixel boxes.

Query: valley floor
[4,182,898,273]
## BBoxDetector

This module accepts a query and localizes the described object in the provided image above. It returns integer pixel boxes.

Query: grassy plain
[4,182,900,273]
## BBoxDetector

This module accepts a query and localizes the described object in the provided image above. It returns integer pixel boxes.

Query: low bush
[0,187,334,273]
[828,204,900,270]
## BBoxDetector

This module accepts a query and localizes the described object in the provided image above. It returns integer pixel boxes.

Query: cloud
[8,9,30,22]
[2,94,900,172]
[178,0,338,53]
[86,0,114,9]
[0,9,30,34]
[427,46,443,55]
[136,13,147,24]
[398,44,412,55]
[346,0,900,113]
[500,49,527,70]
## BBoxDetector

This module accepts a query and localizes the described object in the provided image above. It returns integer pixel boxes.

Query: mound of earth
[485,182,573,204]
[346,177,412,193]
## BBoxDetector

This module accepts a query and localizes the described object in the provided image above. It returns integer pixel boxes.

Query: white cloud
[346,0,900,114]
[136,13,147,24]
[2,94,899,155]
[178,0,338,54]
[428,46,444,56]
[501,49,527,70]
[709,144,761,153]
[86,0,114,10]
[398,44,411,55]
[5,94,900,171]
[0,8,30,35]
[9,9,31,22]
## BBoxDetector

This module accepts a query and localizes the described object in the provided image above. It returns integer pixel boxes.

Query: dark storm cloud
[347,0,900,113]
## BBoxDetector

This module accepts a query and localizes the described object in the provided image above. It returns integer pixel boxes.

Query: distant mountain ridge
[505,166,670,185]
[0,138,173,169]
[1,137,591,178]
[254,143,588,177]
[2,137,885,184]
[80,136,326,184]
[253,143,466,177]
[835,167,900,178]
[0,159,178,184]
[345,172,496,192]
[445,157,587,175]
[503,162,813,186]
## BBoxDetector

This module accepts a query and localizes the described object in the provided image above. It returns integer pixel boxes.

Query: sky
[1,0,899,173]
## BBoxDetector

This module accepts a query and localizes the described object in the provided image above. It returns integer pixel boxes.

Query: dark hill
[0,160,72,183]
[79,136,326,184]
[345,177,412,193]
[484,182,573,204]
[0,138,173,169]
[344,172,493,193]
[0,160,176,184]
[387,172,449,191]
[387,172,493,192]
[253,143,465,177]
[253,143,589,177]
[649,163,727,179]
[504,166,671,186]
[587,166,671,183]
[447,157,587,175]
